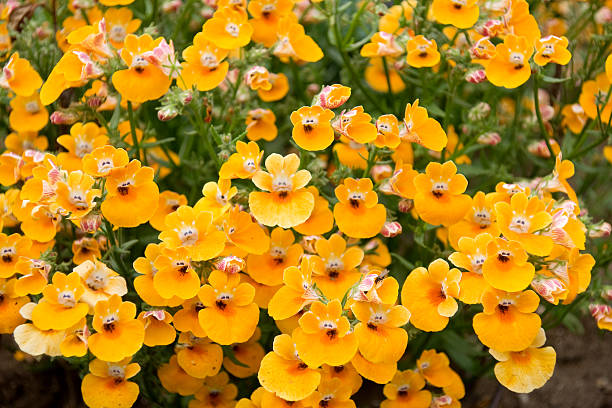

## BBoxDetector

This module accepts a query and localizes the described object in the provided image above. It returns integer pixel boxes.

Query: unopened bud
[468,102,490,121]
[162,0,182,13]
[466,69,487,84]
[589,221,611,238]
[316,84,351,109]
[371,164,392,183]
[216,256,246,274]
[301,235,321,254]
[80,212,102,233]
[50,110,78,125]
[477,132,501,145]
[398,199,413,213]
[157,106,178,121]
[381,221,402,238]
[595,7,612,25]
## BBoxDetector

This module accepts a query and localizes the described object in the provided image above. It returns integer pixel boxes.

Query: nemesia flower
[88,294,145,362]
[401,260,461,332]
[202,7,253,49]
[485,34,533,89]
[413,161,471,226]
[432,0,479,29]
[317,84,351,109]
[290,105,335,151]
[74,260,128,308]
[351,350,397,385]
[503,0,541,45]
[57,122,108,172]
[180,32,229,91]
[81,358,140,408]
[381,370,431,408]
[82,145,130,178]
[60,318,89,357]
[364,58,406,94]
[306,377,356,408]
[258,72,290,101]
[54,170,100,220]
[494,192,553,256]
[561,104,588,134]
[153,246,201,300]
[104,7,141,49]
[333,178,386,239]
[482,237,535,292]
[133,243,182,307]
[361,32,404,58]
[221,205,270,256]
[0,278,29,333]
[245,66,272,91]
[311,234,364,300]
[112,34,173,103]
[258,333,321,401]
[158,355,205,396]
[534,35,571,66]
[194,179,237,220]
[267,256,319,320]
[248,0,295,47]
[247,227,303,286]
[402,100,448,151]
[448,232,494,304]
[219,141,263,179]
[175,332,223,378]
[189,371,238,408]
[9,92,48,133]
[578,72,612,122]
[197,270,259,345]
[473,288,541,351]
[159,205,226,261]
[223,328,265,378]
[150,190,188,231]
[489,328,556,393]
[374,114,401,149]
[448,192,499,249]
[416,349,456,387]
[333,137,368,170]
[590,304,612,331]
[13,258,49,296]
[246,109,277,142]
[0,52,43,96]
[138,309,176,346]
[172,297,208,337]
[249,153,314,228]
[405,36,440,68]
[320,364,363,396]
[332,106,378,144]
[0,233,34,278]
[273,15,323,63]
[293,186,334,237]
[101,159,160,228]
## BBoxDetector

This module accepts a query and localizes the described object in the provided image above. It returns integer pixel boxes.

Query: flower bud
[301,235,321,254]
[476,20,505,37]
[589,221,611,238]
[381,221,402,238]
[531,277,567,304]
[50,110,78,125]
[316,84,351,109]
[216,256,246,274]
[157,106,178,121]
[466,69,487,84]
[181,90,193,105]
[371,164,392,183]
[468,102,491,121]
[398,199,414,213]
[162,0,182,13]
[80,212,102,233]
[595,7,612,25]
[477,132,501,145]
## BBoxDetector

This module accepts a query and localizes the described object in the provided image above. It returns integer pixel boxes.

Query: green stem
[342,0,369,46]
[127,101,141,162]
[533,73,555,162]
[192,102,220,168]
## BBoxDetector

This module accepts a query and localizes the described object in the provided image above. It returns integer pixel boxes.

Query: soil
[0,318,610,408]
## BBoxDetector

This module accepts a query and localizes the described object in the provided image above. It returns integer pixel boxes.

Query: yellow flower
[333,178,386,238]
[432,0,479,29]
[273,15,323,63]
[290,106,335,151]
[202,7,253,50]
[81,357,140,408]
[180,32,229,91]
[402,100,448,151]
[9,92,48,133]
[534,35,571,66]
[485,34,533,89]
[0,52,43,96]
[406,36,440,68]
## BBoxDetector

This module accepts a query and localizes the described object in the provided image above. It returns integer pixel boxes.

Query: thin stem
[533,73,555,162]
[127,101,142,162]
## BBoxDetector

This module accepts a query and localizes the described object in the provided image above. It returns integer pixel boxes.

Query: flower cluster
[0,0,611,407]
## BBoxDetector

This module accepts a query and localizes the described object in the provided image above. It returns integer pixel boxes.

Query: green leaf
[539,74,571,84]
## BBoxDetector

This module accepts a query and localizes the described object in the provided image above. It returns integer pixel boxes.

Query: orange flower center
[57,289,76,307]
[200,52,219,69]
[431,181,448,198]
[541,43,554,57]
[179,226,198,246]
[108,364,126,379]
[319,395,333,407]
[326,257,344,279]
[167,199,181,211]
[215,190,228,205]
[97,157,114,174]
[397,384,410,396]
[216,293,232,310]
[270,246,287,264]
[416,44,429,57]
[24,101,40,114]
[508,215,530,233]
[473,208,491,227]
[75,140,93,158]
[225,22,240,38]
[86,270,107,290]
[130,55,149,73]
[302,116,318,133]
[348,191,364,208]
[497,299,513,314]
[103,314,119,332]
[497,250,512,263]
[272,174,293,194]
[174,260,189,274]
[70,190,89,210]
[470,254,486,273]
[0,246,15,263]
[117,180,133,195]
[242,157,257,173]
[109,24,127,43]
[451,0,465,9]
[509,52,525,69]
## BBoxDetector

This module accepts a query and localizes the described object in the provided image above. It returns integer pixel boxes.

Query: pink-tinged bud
[432,396,454,408]
[477,132,501,146]
[80,212,102,233]
[86,95,104,109]
[589,304,612,325]
[301,235,321,254]
[317,84,351,109]
[215,256,246,274]
[143,310,166,320]
[157,106,178,121]
[595,7,612,25]
[476,20,504,37]
[35,25,52,40]
[531,277,567,304]
[371,164,392,183]
[181,90,193,105]
[466,69,487,84]
[528,140,553,158]
[381,221,402,238]
[306,83,320,98]
[162,0,182,13]
[50,110,78,125]
[603,289,612,301]
[589,221,611,238]
[398,199,414,213]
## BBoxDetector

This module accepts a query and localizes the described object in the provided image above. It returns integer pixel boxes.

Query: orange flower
[351,350,397,385]
[197,270,259,345]
[133,243,183,307]
[333,138,368,170]
[248,0,295,47]
[361,32,403,58]
[88,294,145,362]
[112,34,172,103]
[432,0,479,29]
[413,161,471,227]
[311,234,364,300]
[448,232,493,304]
[267,256,320,320]
[490,328,556,393]
[249,153,314,228]
[306,377,356,408]
[504,0,541,45]
[258,333,321,401]
[221,206,270,256]
[158,355,205,396]
[194,179,237,220]
[57,122,108,172]
[159,205,226,261]
[374,114,401,149]
[352,301,410,364]
[4,131,48,154]
[101,160,160,228]
[258,72,290,102]
[332,106,378,144]
[246,108,278,142]
[473,288,541,352]
[321,364,362,396]
[290,106,335,151]
[578,72,612,122]
[381,370,431,408]
[31,271,89,331]
[364,58,406,94]
[273,15,323,63]
[495,192,553,256]
[74,260,128,308]
[482,237,535,292]
[448,191,500,249]
[406,36,440,68]
[172,297,208,337]
[0,233,33,278]
[402,100,448,151]
[486,34,533,89]
[223,328,266,378]
[416,349,456,387]
[180,32,229,91]
[82,145,130,178]
[60,319,89,357]
[219,141,263,179]
[9,92,48,132]
[175,331,223,378]
[401,259,460,332]
[104,7,141,49]
[202,7,253,49]
[534,35,571,66]
[55,170,100,220]
[247,227,303,286]
[153,246,201,300]
[386,160,418,199]
[333,178,386,238]
[81,358,140,408]
[137,309,176,346]
[0,278,29,333]
[14,258,49,296]
[150,190,188,231]
[293,186,334,236]
[0,52,43,96]
[293,299,359,367]
[189,371,238,408]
